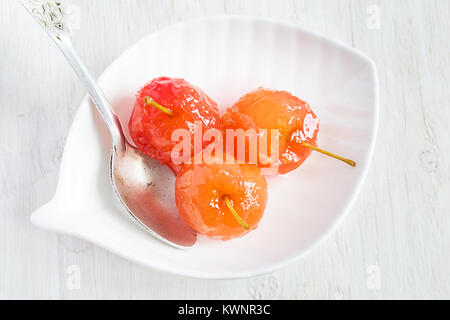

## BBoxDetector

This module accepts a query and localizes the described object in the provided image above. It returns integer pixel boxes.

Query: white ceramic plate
[31,16,378,279]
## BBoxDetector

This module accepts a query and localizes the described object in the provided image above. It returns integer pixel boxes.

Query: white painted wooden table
[1,0,449,299]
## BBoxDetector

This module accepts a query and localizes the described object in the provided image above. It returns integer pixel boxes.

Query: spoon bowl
[111,143,196,248]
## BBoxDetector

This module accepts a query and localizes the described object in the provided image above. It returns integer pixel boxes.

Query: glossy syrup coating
[221,88,320,175]
[175,152,268,240]
[129,77,221,166]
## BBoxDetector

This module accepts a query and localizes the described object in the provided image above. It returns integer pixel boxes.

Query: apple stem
[144,96,173,116]
[224,196,250,229]
[301,142,356,167]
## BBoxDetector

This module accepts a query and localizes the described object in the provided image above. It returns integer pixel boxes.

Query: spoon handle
[20,0,126,153]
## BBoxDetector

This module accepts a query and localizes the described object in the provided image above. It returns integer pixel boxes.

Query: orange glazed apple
[175,152,268,240]
[222,88,320,175]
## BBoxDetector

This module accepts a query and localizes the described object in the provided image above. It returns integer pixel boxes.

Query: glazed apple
[222,88,355,174]
[175,151,268,240]
[129,77,221,172]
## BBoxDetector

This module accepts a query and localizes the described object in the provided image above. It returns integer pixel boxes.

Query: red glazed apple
[129,77,221,172]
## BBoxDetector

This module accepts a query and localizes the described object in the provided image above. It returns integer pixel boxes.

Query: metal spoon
[21,0,197,248]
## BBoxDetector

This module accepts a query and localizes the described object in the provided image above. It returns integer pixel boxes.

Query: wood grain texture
[0,0,449,299]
